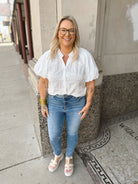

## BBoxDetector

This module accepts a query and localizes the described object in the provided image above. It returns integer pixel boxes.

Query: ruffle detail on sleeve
[85,70,99,82]
[84,50,99,82]
[34,51,49,79]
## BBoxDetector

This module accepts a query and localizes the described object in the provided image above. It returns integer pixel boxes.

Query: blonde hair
[50,15,80,61]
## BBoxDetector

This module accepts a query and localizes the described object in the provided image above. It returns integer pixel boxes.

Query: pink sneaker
[48,153,64,172]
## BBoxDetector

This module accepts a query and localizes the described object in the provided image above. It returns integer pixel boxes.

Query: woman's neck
[60,46,73,56]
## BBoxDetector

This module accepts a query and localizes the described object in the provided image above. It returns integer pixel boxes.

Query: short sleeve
[34,50,50,79]
[84,51,99,82]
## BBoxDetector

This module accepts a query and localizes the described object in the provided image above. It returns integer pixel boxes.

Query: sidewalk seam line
[0,156,42,172]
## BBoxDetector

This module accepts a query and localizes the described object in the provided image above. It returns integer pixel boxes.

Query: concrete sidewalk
[0,43,93,184]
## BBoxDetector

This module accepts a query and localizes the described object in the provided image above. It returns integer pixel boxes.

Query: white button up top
[34,48,99,97]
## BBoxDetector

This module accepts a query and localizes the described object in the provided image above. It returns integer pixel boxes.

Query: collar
[58,49,64,58]
[58,49,73,58]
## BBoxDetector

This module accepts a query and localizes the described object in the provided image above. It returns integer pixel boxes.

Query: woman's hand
[79,80,95,120]
[41,105,49,118]
[79,103,91,120]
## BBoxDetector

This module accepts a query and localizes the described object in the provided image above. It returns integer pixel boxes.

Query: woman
[34,15,99,176]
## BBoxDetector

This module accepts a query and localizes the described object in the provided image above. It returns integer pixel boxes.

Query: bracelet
[40,99,47,106]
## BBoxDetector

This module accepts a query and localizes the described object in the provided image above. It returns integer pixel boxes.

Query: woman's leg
[66,111,81,157]
[47,95,65,156]
[66,96,86,157]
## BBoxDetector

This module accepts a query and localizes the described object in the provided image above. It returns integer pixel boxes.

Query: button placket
[62,57,70,94]
[58,52,72,94]
[63,69,66,94]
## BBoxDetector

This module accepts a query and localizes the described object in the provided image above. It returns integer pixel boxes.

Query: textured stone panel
[101,72,138,120]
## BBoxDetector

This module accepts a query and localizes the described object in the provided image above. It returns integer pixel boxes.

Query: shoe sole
[64,168,73,177]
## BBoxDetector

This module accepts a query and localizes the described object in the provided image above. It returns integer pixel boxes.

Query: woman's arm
[39,77,48,99]
[39,77,49,118]
[79,80,95,120]
[85,80,95,107]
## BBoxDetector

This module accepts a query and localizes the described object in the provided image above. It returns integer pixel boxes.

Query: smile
[64,38,71,41]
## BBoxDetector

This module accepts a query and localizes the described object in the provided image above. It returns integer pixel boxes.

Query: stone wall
[101,72,138,120]
[100,0,138,119]
[30,0,57,58]
[29,0,42,58]
[101,0,138,76]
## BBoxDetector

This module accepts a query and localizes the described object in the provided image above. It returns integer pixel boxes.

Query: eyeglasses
[59,28,75,35]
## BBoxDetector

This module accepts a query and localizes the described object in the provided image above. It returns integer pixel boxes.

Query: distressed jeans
[47,94,86,157]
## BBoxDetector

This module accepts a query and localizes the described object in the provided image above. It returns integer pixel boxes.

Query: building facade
[12,0,138,155]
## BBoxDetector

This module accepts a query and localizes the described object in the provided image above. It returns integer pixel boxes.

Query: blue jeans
[47,94,86,157]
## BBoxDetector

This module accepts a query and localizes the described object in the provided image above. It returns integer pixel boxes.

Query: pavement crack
[0,156,42,172]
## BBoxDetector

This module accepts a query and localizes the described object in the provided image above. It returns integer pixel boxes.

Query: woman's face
[58,20,76,49]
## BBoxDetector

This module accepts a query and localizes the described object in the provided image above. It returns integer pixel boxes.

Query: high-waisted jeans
[47,94,86,157]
